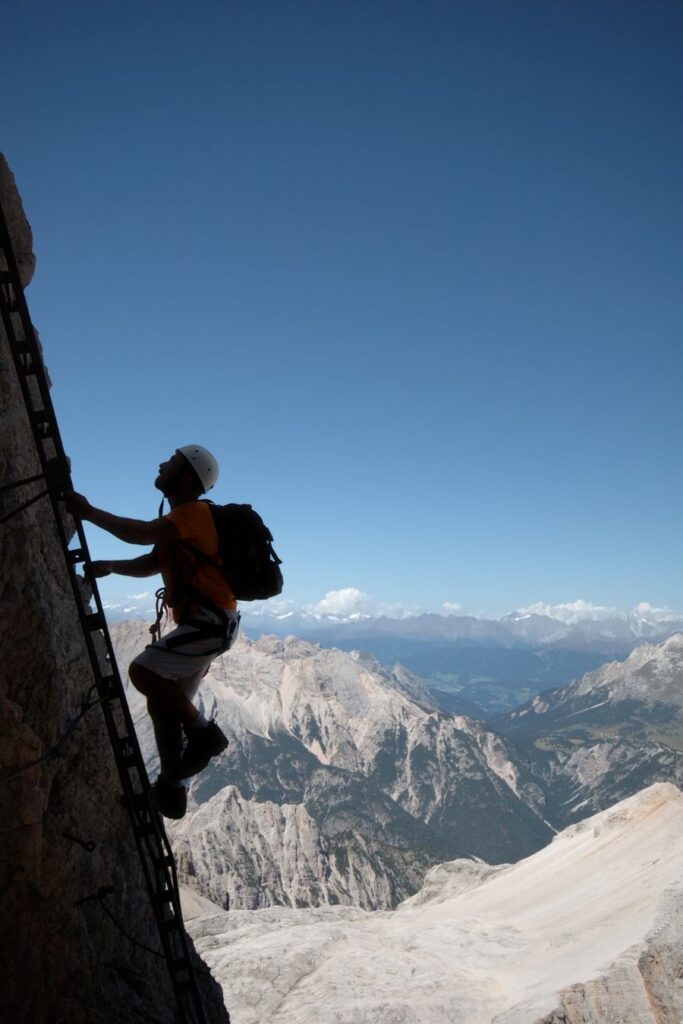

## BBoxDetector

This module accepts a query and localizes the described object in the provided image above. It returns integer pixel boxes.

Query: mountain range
[108,601,683,650]
[111,623,683,916]
[495,632,683,827]
[279,609,683,716]
[108,603,683,718]
[111,621,553,911]
[242,606,683,649]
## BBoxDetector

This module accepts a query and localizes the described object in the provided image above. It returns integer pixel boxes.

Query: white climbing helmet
[177,444,219,493]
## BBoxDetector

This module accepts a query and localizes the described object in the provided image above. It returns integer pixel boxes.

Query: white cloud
[514,599,620,624]
[631,602,680,623]
[442,602,462,616]
[307,589,426,620]
[127,591,152,600]
[246,599,309,620]
[242,589,426,621]
[310,588,371,617]
[241,592,683,627]
[514,599,683,626]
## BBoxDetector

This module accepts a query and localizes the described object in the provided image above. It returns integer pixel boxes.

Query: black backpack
[203,501,283,602]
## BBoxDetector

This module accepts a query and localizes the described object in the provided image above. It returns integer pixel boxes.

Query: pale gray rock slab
[185,783,683,1024]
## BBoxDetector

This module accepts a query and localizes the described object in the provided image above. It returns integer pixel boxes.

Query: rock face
[112,621,553,911]
[515,632,683,713]
[112,618,683,921]
[173,785,428,911]
[497,633,683,827]
[0,156,228,1024]
[183,783,683,1024]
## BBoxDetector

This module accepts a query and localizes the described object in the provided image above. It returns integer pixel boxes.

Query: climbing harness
[163,610,240,657]
[150,584,240,657]
[0,199,210,1024]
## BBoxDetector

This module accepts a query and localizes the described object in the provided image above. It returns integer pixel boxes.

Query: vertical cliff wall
[0,155,229,1024]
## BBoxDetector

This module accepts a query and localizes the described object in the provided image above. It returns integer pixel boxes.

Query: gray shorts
[131,607,240,689]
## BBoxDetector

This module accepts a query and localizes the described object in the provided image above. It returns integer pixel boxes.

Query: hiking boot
[178,721,229,779]
[150,777,187,819]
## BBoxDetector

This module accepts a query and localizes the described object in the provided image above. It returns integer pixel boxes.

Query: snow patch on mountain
[103,597,683,656]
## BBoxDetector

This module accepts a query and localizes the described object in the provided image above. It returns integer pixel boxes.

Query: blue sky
[3,0,683,617]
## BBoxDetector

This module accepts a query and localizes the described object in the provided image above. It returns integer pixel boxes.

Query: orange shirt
[158,501,237,621]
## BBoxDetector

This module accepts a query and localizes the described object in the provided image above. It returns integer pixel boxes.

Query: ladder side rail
[0,215,170,822]
[63,519,196,959]
[0,208,207,1023]
[0,235,190,932]
[0,320,205,1018]
[0,322,203,1009]
[89,683,205,1018]
[0,207,182,892]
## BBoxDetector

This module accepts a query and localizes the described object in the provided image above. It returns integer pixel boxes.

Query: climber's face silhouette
[154,452,187,496]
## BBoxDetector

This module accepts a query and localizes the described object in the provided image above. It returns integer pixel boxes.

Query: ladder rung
[132,799,154,816]
[85,611,105,631]
[18,355,36,376]
[151,852,176,872]
[0,284,17,308]
[138,820,160,838]
[120,791,146,815]
[169,957,190,973]
[98,675,117,698]
[121,750,138,768]
[31,412,53,437]
[68,548,86,564]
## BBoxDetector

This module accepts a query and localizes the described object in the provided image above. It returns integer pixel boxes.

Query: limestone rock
[112,621,552,911]
[0,155,228,1024]
[185,784,683,1024]
[0,154,35,287]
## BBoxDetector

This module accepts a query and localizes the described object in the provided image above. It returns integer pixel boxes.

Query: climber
[64,445,239,820]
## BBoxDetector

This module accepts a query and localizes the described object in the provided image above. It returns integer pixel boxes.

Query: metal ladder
[0,199,209,1024]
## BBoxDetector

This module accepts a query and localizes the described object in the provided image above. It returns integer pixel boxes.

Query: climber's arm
[90,551,160,579]
[64,492,178,545]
